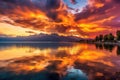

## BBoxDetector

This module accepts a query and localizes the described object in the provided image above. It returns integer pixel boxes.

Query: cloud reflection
[0,43,120,80]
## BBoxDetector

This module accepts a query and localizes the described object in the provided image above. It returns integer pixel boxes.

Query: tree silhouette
[108,33,115,41]
[95,36,99,41]
[103,34,108,42]
[103,33,114,42]
[116,30,120,41]
[95,34,103,42]
[99,34,103,42]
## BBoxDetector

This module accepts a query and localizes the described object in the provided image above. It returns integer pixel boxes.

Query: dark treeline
[95,30,120,42]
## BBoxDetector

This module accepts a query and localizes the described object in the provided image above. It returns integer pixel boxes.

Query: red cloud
[0,0,120,38]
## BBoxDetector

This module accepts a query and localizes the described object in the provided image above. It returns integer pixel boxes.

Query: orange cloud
[0,0,120,38]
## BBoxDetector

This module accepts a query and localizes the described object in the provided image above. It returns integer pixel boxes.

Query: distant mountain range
[0,33,82,42]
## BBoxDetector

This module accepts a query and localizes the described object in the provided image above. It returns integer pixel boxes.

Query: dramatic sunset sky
[0,0,120,38]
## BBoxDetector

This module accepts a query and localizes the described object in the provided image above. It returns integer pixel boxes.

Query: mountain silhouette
[0,33,82,42]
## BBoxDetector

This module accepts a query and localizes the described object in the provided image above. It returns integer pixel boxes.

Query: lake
[0,42,120,80]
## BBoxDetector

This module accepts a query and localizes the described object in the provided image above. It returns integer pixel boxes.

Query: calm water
[0,42,120,80]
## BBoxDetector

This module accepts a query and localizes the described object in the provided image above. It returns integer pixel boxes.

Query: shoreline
[94,42,120,45]
[79,40,120,46]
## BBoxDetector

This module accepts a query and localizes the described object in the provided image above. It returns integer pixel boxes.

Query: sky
[0,0,120,38]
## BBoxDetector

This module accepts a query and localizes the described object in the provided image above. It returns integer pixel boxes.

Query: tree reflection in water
[95,44,103,50]
[95,43,115,52]
[95,43,120,56]
[103,44,115,52]
[117,46,120,55]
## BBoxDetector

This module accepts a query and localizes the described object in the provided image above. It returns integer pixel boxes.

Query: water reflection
[95,43,120,56]
[95,43,116,52]
[64,66,88,80]
[117,46,120,55]
[95,44,103,50]
[103,44,115,52]
[0,42,120,80]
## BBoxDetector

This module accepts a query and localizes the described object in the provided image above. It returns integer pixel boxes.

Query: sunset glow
[0,1,120,79]
[0,0,120,38]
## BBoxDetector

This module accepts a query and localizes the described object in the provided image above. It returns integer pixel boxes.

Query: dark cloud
[114,0,120,3]
[53,25,69,33]
[0,0,65,20]
[75,0,120,25]
[1,0,17,3]
[25,31,36,34]
[102,20,120,28]
[0,0,120,38]
[70,0,77,4]
[46,0,61,9]
[75,1,112,21]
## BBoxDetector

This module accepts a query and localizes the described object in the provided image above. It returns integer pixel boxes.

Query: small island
[80,30,120,45]
[94,30,120,45]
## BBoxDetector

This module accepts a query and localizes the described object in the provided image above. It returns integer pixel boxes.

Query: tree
[95,34,103,42]
[108,33,114,41]
[95,36,99,41]
[116,30,120,41]
[99,34,103,42]
[104,34,108,42]
[103,33,114,42]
